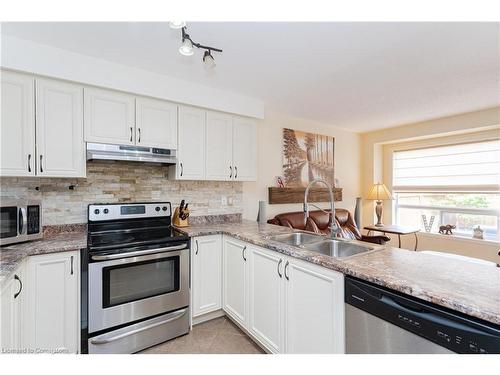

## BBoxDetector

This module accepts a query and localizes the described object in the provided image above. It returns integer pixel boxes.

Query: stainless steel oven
[88,243,189,333]
[0,198,42,246]
[84,202,191,354]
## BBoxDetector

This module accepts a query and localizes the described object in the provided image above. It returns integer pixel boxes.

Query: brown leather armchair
[267,208,390,245]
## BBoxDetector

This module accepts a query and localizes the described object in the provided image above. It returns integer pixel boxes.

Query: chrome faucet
[303,178,340,239]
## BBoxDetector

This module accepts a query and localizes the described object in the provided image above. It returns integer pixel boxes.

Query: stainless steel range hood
[86,143,177,165]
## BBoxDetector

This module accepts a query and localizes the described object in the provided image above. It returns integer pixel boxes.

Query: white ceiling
[2,22,499,132]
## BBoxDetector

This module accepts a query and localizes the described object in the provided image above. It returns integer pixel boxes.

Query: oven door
[88,243,189,333]
[0,205,26,245]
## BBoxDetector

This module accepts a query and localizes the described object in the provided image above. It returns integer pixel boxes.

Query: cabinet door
[176,106,206,180]
[0,266,24,352]
[248,246,284,353]
[205,111,233,181]
[284,259,344,354]
[84,87,135,145]
[36,78,85,177]
[136,97,177,149]
[192,235,222,317]
[222,237,248,328]
[232,116,257,181]
[24,251,80,353]
[0,70,35,177]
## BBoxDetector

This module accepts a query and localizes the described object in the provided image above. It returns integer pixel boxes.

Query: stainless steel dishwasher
[345,276,500,354]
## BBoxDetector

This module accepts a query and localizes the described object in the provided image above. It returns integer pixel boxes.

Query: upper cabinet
[36,78,85,177]
[205,111,233,181]
[173,106,206,180]
[172,107,257,181]
[232,116,257,181]
[0,71,86,178]
[0,70,36,177]
[84,87,135,145]
[136,97,177,149]
[84,88,178,150]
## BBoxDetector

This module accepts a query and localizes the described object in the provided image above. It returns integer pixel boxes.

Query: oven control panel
[88,203,171,221]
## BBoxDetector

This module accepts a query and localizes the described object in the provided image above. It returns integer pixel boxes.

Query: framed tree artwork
[282,128,335,187]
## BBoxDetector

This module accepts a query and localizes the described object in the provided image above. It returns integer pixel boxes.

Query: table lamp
[367,182,393,227]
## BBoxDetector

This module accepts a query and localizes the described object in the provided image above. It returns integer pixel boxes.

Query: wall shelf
[268,187,342,204]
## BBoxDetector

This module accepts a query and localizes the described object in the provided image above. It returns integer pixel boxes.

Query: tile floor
[140,316,265,354]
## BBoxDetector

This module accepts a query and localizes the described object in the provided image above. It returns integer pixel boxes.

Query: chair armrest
[267,218,279,226]
[361,235,391,245]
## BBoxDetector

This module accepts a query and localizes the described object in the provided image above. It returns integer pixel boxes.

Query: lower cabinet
[192,235,222,318]
[222,237,248,327]
[248,246,284,353]
[24,251,80,353]
[0,264,24,352]
[219,236,345,354]
[284,258,345,353]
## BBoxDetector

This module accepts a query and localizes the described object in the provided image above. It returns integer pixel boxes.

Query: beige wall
[360,107,500,261]
[242,111,361,221]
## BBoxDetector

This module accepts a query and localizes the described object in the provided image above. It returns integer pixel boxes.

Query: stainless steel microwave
[0,198,42,246]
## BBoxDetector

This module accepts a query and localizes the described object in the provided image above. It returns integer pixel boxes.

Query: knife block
[173,206,189,227]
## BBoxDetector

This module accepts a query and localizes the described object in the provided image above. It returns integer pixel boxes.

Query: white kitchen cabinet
[36,78,86,177]
[0,264,24,352]
[84,87,135,145]
[0,70,35,177]
[24,251,80,353]
[232,116,257,181]
[222,237,248,328]
[136,97,177,149]
[284,258,344,354]
[192,235,222,317]
[172,106,206,180]
[205,111,233,181]
[248,245,284,353]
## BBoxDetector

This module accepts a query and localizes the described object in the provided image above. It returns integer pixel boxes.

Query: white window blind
[393,140,500,192]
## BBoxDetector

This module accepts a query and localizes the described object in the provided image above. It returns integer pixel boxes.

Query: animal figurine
[439,224,456,235]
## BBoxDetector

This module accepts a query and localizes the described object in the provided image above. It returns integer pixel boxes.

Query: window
[392,140,500,240]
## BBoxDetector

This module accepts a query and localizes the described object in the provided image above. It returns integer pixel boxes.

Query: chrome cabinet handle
[70,256,74,275]
[242,245,247,261]
[28,154,31,172]
[138,128,141,143]
[130,127,133,142]
[229,166,233,178]
[180,162,183,177]
[235,166,238,179]
[195,240,199,255]
[277,258,283,278]
[284,260,289,281]
[39,155,43,173]
[14,275,22,299]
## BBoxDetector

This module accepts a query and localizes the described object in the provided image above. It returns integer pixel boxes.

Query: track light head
[179,38,194,56]
[169,21,186,29]
[203,50,216,69]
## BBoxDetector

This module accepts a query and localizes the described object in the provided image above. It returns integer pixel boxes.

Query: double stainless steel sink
[267,232,381,259]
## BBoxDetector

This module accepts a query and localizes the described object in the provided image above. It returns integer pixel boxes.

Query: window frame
[381,129,500,241]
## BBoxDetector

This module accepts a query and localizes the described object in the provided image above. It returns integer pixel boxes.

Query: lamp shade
[367,183,393,200]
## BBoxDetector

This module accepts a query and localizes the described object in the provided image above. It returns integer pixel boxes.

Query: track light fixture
[170,22,222,67]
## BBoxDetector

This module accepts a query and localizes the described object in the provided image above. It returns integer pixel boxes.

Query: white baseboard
[192,309,226,325]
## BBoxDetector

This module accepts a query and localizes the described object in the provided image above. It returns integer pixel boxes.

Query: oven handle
[91,243,188,261]
[89,308,188,345]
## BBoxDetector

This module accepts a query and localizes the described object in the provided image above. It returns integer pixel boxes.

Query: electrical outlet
[221,196,228,206]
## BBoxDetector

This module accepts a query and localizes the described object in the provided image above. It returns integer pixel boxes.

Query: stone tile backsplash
[0,160,243,225]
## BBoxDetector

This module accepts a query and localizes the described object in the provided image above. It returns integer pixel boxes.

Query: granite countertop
[0,232,87,286]
[1,220,498,325]
[178,220,500,325]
